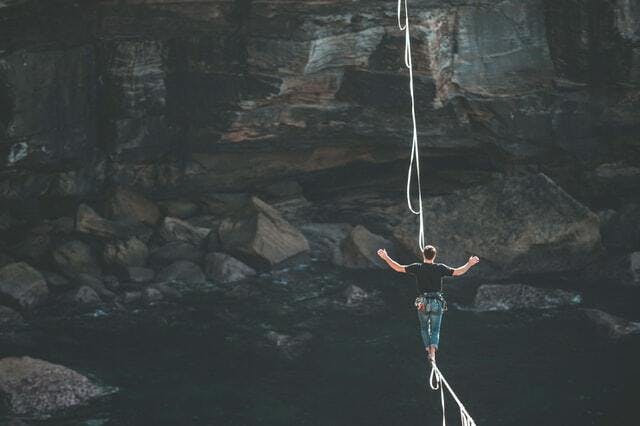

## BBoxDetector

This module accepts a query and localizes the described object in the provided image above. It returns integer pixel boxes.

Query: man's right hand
[468,256,480,266]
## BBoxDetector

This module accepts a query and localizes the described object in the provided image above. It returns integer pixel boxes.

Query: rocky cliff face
[1,0,638,197]
[0,0,638,285]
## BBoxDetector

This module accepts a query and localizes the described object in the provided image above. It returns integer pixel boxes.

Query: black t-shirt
[405,262,454,294]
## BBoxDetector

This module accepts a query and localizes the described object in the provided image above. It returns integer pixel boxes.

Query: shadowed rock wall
[0,0,637,204]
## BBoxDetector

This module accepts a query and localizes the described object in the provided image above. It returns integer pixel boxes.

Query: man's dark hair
[422,245,437,260]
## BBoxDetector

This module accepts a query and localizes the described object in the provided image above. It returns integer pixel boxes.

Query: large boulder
[300,223,353,264]
[0,306,26,331]
[474,284,582,311]
[218,197,310,268]
[265,330,314,360]
[12,225,52,263]
[200,193,251,216]
[0,356,111,416]
[261,180,304,201]
[47,216,76,235]
[106,186,160,226]
[204,252,256,284]
[0,262,49,309]
[598,203,640,251]
[158,199,200,219]
[52,240,101,278]
[341,284,384,311]
[394,174,601,276]
[124,267,155,284]
[589,162,640,200]
[156,261,206,284]
[76,274,116,301]
[123,291,143,305]
[0,210,17,233]
[73,285,101,307]
[341,225,392,269]
[582,309,640,339]
[159,217,211,247]
[149,242,203,265]
[103,275,120,292]
[149,282,182,300]
[143,287,164,304]
[630,252,640,285]
[0,252,15,269]
[102,237,149,269]
[270,196,313,224]
[41,270,71,291]
[188,215,222,231]
[76,204,128,240]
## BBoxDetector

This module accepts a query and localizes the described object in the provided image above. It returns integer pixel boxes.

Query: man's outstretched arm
[377,248,407,273]
[451,256,480,276]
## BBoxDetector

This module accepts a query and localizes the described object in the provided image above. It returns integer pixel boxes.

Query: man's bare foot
[425,349,434,363]
[427,346,437,364]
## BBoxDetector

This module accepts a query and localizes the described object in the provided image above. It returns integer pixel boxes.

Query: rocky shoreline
[1,175,639,418]
[1,172,634,320]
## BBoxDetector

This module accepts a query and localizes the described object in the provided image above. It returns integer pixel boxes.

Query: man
[377,245,479,364]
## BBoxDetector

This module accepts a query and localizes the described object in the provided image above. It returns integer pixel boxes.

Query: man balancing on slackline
[377,245,480,364]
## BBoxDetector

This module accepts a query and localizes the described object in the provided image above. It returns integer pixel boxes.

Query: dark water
[3,267,639,426]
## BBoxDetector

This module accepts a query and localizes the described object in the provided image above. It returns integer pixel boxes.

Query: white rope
[397,1,477,424]
[397,0,425,251]
[429,361,477,426]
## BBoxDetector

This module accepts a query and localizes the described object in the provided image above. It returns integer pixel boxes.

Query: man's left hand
[377,248,388,260]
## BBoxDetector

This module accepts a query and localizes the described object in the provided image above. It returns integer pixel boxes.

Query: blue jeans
[416,296,444,349]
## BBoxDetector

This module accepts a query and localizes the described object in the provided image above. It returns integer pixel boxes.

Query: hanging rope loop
[397,0,425,250]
